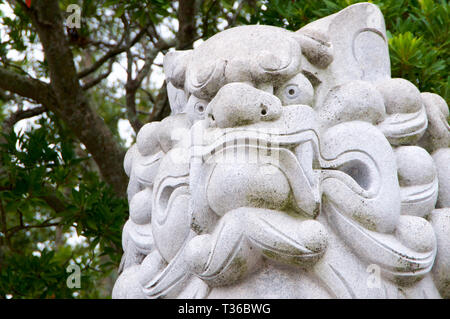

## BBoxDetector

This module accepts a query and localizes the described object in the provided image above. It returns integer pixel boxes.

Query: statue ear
[163,50,192,89]
[298,2,390,82]
[293,30,333,69]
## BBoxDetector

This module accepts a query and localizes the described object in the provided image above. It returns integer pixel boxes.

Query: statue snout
[207,82,282,128]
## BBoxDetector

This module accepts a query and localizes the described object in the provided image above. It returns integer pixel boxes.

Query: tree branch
[81,60,113,90]
[177,0,198,49]
[148,81,170,122]
[0,198,11,249]
[7,221,60,236]
[0,67,57,107]
[3,106,46,132]
[21,0,128,196]
[226,0,245,28]
[201,0,219,38]
[41,193,67,213]
[123,15,175,132]
[77,27,147,79]
[123,15,144,133]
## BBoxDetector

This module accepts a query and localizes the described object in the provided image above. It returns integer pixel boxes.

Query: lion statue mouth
[191,104,322,218]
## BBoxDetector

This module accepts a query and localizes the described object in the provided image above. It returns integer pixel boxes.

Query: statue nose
[207,82,282,128]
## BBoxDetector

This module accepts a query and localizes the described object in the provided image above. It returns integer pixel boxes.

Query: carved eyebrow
[186,59,228,100]
[301,70,321,88]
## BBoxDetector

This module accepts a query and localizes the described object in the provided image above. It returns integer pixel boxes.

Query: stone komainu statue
[113,3,450,298]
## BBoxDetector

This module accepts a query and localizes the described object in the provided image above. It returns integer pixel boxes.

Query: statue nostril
[261,107,268,116]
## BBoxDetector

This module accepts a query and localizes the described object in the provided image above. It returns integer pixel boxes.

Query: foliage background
[0,0,448,298]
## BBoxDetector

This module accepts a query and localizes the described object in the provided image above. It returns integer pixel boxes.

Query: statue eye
[285,85,300,99]
[195,101,206,114]
[276,73,314,106]
[187,95,209,122]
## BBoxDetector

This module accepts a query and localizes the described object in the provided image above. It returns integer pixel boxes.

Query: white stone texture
[113,2,450,299]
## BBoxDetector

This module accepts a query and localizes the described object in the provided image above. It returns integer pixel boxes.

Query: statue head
[114,2,450,300]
